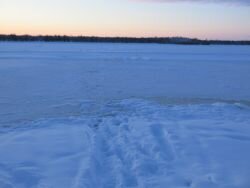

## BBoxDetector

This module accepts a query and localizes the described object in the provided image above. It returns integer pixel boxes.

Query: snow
[0,42,250,188]
[1,100,250,188]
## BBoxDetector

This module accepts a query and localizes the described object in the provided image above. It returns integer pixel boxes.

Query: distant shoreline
[1,34,250,45]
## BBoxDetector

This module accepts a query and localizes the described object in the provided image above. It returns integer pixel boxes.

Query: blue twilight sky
[0,0,250,40]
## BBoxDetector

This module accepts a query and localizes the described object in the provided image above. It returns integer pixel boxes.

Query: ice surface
[1,42,250,125]
[0,42,250,188]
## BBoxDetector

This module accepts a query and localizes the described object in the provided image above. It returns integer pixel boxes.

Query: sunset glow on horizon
[1,0,250,40]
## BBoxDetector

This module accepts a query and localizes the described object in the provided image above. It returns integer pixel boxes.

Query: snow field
[0,99,250,188]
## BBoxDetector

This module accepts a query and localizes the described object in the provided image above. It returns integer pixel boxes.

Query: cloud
[135,0,250,5]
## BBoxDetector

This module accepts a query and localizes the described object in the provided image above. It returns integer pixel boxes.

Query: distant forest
[0,34,250,45]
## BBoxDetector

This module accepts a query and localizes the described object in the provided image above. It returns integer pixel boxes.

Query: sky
[0,0,250,40]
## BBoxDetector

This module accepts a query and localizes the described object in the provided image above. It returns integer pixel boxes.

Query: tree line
[0,34,249,45]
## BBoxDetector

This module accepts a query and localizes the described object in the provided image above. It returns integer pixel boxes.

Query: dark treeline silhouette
[0,34,249,45]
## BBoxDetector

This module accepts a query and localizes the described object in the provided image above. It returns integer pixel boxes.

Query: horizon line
[1,34,250,42]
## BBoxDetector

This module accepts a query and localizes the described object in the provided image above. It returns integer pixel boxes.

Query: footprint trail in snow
[0,99,250,188]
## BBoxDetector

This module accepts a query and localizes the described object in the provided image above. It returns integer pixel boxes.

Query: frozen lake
[0,42,250,188]
[0,42,250,125]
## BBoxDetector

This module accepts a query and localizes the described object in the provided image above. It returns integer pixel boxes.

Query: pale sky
[0,0,250,40]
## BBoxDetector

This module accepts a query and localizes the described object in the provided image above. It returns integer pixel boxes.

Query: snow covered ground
[0,42,250,188]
